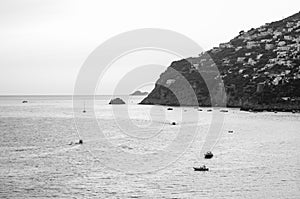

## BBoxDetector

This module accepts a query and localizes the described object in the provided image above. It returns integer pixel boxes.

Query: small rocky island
[140,12,300,112]
[109,98,126,104]
[130,90,149,96]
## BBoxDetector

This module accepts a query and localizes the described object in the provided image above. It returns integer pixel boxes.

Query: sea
[0,95,299,198]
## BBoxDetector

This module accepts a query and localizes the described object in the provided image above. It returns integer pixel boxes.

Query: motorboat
[204,151,213,159]
[194,166,209,171]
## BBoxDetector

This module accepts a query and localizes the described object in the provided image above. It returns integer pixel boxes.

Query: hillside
[140,12,300,111]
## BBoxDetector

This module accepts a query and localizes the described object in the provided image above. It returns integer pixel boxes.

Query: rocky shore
[240,102,300,112]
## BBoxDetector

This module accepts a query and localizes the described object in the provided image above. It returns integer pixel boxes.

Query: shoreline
[139,102,300,113]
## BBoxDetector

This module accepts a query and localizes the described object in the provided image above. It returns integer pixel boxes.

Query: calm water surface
[0,96,299,198]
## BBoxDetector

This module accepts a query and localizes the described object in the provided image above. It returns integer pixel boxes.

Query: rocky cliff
[140,12,300,111]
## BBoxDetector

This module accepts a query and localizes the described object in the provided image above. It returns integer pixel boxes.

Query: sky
[0,0,299,95]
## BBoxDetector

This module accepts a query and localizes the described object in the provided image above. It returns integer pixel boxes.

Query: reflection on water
[0,96,299,198]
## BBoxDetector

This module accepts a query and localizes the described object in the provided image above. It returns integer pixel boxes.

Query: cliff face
[140,12,300,110]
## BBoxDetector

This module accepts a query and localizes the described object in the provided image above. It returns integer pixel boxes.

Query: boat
[167,107,173,110]
[68,139,83,145]
[82,102,86,113]
[204,151,213,159]
[228,130,234,133]
[220,109,228,112]
[193,166,209,171]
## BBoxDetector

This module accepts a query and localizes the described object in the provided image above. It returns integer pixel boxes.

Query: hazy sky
[0,0,299,95]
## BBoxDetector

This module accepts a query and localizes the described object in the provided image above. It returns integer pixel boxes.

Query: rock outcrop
[130,90,149,96]
[140,12,300,111]
[109,98,126,104]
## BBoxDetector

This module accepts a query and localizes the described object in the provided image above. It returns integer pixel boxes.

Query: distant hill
[140,12,300,112]
[130,90,149,96]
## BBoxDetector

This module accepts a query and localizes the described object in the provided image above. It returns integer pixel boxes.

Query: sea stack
[109,98,126,104]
